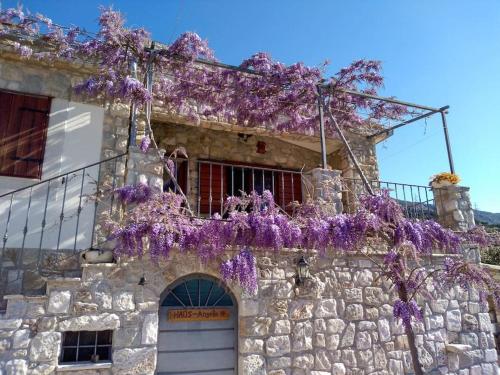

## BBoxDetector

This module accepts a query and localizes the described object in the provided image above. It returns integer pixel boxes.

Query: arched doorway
[157,274,237,375]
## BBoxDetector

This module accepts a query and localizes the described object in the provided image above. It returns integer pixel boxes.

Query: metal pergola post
[128,59,138,148]
[316,85,328,170]
[440,110,455,174]
[322,99,375,196]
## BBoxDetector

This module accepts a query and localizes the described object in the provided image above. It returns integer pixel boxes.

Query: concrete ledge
[57,362,112,372]
[80,262,119,268]
[445,343,472,353]
[3,294,47,301]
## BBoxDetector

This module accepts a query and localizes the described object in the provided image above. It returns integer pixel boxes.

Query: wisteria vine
[0,5,409,137]
[103,185,495,301]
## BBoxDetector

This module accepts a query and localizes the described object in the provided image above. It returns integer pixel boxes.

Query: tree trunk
[399,286,424,375]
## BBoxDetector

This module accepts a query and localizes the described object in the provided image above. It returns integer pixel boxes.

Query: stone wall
[0,248,497,374]
[151,123,379,212]
[302,169,343,215]
[336,133,380,212]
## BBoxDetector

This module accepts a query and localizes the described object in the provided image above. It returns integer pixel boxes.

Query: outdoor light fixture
[295,255,310,286]
[238,133,252,142]
[138,276,146,286]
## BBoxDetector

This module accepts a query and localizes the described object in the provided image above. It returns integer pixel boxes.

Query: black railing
[196,160,302,216]
[342,178,437,220]
[0,153,127,308]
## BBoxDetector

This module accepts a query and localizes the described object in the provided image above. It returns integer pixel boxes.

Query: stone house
[0,43,498,375]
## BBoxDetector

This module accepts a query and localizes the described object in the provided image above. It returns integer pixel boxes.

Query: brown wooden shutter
[274,172,302,214]
[198,161,302,215]
[199,163,226,215]
[0,91,50,179]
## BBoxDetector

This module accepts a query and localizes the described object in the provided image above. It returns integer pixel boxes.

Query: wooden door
[157,276,237,375]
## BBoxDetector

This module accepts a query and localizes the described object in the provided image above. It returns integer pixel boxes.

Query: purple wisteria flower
[393,299,423,328]
[220,249,257,293]
[12,42,33,58]
[105,187,497,294]
[1,6,410,136]
[139,135,151,153]
[461,226,490,247]
[443,257,500,306]
[114,182,152,204]
[360,190,404,224]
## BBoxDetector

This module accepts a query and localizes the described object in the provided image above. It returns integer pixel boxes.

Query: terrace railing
[0,153,127,308]
[342,178,437,220]
[196,160,302,216]
[194,161,436,220]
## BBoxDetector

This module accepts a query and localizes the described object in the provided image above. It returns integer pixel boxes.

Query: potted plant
[429,172,460,188]
[81,247,114,264]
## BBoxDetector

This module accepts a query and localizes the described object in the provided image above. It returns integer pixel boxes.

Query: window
[60,330,112,363]
[0,90,51,179]
[164,157,189,194]
[198,160,302,215]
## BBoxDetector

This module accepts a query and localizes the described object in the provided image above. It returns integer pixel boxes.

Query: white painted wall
[0,99,105,250]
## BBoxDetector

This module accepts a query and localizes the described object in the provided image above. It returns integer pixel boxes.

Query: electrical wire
[379,132,439,162]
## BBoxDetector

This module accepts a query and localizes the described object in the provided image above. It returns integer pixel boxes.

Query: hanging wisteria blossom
[220,249,258,293]
[0,6,408,136]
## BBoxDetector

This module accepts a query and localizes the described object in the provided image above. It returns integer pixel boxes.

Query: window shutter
[274,172,302,214]
[0,91,50,179]
[199,163,226,215]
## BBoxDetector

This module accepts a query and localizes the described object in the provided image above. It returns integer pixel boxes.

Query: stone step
[0,248,120,315]
[1,247,82,299]
[3,294,48,319]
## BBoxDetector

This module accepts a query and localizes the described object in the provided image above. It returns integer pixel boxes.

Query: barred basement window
[60,330,112,363]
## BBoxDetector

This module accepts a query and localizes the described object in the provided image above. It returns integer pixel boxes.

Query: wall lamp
[295,255,310,286]
[138,275,146,286]
[238,133,252,142]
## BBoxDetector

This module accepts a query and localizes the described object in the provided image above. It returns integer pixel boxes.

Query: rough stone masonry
[0,248,498,375]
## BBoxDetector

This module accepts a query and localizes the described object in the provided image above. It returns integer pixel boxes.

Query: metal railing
[343,178,436,220]
[0,153,127,307]
[197,160,302,216]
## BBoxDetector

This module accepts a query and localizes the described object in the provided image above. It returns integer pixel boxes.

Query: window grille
[197,160,302,216]
[60,330,112,363]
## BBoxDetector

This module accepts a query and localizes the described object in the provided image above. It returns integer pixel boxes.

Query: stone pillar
[338,134,379,213]
[433,185,475,231]
[126,146,164,191]
[302,168,343,214]
[94,146,164,250]
[339,133,380,182]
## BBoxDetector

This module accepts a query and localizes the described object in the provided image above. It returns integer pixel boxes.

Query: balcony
[168,159,437,220]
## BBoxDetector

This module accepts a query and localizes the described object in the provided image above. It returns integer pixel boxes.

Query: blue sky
[4,0,500,212]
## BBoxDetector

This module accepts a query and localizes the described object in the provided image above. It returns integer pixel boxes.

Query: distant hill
[474,209,500,227]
